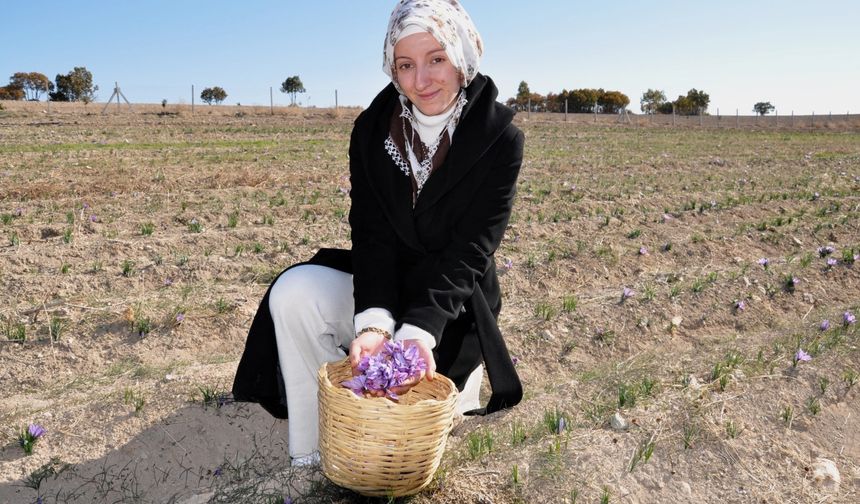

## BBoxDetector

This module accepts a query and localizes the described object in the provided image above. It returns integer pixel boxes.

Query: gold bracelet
[356,326,392,340]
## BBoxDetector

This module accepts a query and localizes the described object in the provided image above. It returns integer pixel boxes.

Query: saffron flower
[621,287,635,301]
[817,246,835,257]
[511,356,520,366]
[758,258,769,269]
[793,349,812,367]
[820,319,830,331]
[175,313,185,324]
[341,340,426,400]
[213,466,222,477]
[735,300,746,312]
[845,311,857,326]
[826,258,837,267]
[15,207,23,216]
[639,246,648,256]
[18,424,46,455]
[164,278,173,286]
[89,214,98,222]
[503,258,513,270]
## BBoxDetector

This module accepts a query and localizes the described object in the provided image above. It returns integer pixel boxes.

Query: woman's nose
[415,65,431,90]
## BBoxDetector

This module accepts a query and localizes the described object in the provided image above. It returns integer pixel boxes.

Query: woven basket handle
[463,284,523,416]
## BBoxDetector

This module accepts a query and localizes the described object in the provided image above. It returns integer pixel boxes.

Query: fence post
[270,87,274,115]
[672,105,675,126]
[792,110,794,126]
[335,89,339,111]
[775,109,778,127]
[564,99,568,122]
[527,98,531,120]
[191,85,195,114]
[736,108,739,128]
[811,111,814,128]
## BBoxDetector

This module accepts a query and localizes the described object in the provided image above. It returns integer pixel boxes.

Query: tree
[280,76,306,106]
[686,88,710,115]
[640,89,666,115]
[200,86,227,105]
[10,72,54,101]
[49,67,98,103]
[671,89,710,116]
[0,84,25,100]
[753,101,775,116]
[599,90,630,114]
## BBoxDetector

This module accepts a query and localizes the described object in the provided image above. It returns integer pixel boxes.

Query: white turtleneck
[411,100,458,145]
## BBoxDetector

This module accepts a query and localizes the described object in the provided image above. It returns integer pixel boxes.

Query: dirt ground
[1,101,858,503]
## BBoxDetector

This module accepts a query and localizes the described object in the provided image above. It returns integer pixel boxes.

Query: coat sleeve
[348,122,400,315]
[399,127,524,341]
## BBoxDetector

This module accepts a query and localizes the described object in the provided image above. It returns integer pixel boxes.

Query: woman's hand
[388,338,436,396]
[348,330,388,374]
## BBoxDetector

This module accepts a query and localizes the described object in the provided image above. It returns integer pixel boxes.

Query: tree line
[0,67,308,108]
[509,82,714,116]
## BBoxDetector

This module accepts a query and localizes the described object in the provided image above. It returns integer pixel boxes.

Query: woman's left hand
[389,338,436,396]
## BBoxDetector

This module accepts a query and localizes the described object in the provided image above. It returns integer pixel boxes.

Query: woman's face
[394,32,461,116]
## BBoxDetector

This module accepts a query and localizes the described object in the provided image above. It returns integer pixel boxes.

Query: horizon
[2,0,859,115]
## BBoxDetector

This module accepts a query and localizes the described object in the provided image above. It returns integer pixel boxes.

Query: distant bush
[200,86,227,105]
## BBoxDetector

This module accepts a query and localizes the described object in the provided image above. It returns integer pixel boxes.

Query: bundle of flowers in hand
[341,340,426,400]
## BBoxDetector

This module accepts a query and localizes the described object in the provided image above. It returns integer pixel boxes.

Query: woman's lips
[418,90,439,101]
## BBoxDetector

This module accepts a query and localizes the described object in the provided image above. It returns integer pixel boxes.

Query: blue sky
[2,0,859,115]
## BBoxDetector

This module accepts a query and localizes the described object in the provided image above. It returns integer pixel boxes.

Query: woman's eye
[431,57,445,64]
[398,63,413,71]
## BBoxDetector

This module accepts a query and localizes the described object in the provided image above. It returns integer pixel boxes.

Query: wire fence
[518,109,860,130]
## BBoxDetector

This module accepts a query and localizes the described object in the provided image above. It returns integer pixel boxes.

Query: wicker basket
[318,358,458,497]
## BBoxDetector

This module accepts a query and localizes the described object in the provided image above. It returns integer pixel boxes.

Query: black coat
[233,74,523,418]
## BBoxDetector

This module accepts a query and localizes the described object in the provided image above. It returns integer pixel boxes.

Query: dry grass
[0,106,859,503]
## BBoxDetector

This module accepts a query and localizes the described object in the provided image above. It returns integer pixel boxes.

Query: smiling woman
[233,0,524,470]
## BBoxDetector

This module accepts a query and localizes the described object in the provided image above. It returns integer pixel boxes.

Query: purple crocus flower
[511,356,520,366]
[284,498,293,504]
[826,258,837,267]
[213,466,223,477]
[164,278,173,286]
[845,311,857,326]
[639,246,648,256]
[89,214,98,222]
[621,287,635,301]
[758,258,769,268]
[15,207,23,216]
[175,313,185,324]
[82,201,90,210]
[794,349,812,363]
[342,340,426,399]
[820,319,830,331]
[817,246,835,257]
[28,424,46,439]
[503,258,513,270]
[735,300,746,311]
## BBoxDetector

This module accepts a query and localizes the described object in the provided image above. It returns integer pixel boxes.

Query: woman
[232,0,523,466]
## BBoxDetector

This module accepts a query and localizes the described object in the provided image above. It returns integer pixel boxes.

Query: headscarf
[382,0,483,94]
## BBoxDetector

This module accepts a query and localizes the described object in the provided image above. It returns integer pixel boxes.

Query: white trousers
[268,264,483,458]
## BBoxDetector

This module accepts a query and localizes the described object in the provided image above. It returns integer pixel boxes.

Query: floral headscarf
[383,0,483,94]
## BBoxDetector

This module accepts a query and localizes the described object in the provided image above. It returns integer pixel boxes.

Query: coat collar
[359,74,514,249]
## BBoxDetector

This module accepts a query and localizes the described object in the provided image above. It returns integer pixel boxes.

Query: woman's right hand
[348,330,388,375]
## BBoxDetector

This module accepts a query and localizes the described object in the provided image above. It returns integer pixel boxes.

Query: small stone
[732,369,746,381]
[671,316,682,328]
[679,481,692,495]
[610,412,629,431]
[687,376,701,390]
[802,293,815,304]
[165,374,178,381]
[812,458,840,492]
[540,330,555,341]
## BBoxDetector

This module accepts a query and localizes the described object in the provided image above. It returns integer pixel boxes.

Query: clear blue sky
[2,0,859,115]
